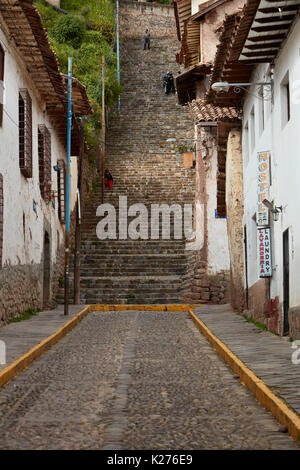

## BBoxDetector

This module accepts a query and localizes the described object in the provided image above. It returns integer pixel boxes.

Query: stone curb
[0,305,91,390]
[189,309,300,445]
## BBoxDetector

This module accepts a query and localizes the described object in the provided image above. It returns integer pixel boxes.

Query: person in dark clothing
[143,29,151,50]
[104,169,113,190]
[163,72,175,95]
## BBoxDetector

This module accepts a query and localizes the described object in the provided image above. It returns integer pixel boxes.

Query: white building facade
[0,1,85,321]
[241,12,300,337]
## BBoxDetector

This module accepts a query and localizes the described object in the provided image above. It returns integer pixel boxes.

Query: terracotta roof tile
[189,98,241,122]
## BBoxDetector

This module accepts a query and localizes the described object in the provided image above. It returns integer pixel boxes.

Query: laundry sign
[257,151,270,226]
[257,228,272,277]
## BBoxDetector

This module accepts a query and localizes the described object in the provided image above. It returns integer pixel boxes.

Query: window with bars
[57,160,65,223]
[0,45,4,127]
[38,125,52,200]
[0,174,3,267]
[19,90,32,178]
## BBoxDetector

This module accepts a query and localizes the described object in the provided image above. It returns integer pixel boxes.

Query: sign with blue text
[257,227,272,277]
[257,151,270,226]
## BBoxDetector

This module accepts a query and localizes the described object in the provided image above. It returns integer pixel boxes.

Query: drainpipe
[64,56,72,316]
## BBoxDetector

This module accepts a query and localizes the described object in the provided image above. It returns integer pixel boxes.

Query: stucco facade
[242,18,300,337]
[0,26,77,321]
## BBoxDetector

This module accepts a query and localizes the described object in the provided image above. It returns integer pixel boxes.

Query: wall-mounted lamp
[211,81,272,94]
[262,199,283,222]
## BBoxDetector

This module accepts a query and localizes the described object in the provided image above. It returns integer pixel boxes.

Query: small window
[206,74,211,91]
[38,125,52,200]
[0,45,4,127]
[19,90,32,178]
[281,72,290,127]
[57,160,65,223]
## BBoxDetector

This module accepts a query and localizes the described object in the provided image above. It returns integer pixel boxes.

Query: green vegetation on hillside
[34,0,122,168]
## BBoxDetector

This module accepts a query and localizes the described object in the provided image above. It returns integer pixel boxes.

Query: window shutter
[57,160,65,223]
[0,45,4,127]
[19,90,32,178]
[38,125,52,200]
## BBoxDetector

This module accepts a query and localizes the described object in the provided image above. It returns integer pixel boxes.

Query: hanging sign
[257,228,272,277]
[257,151,270,226]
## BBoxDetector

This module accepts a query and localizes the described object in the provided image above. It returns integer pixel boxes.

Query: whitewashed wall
[206,145,230,274]
[0,28,67,269]
[242,18,300,311]
[191,0,208,15]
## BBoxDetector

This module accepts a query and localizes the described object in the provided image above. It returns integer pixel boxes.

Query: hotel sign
[257,228,272,277]
[257,151,270,226]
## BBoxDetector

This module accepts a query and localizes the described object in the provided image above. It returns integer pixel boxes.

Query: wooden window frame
[57,160,65,223]
[19,89,32,178]
[0,44,4,127]
[38,125,52,200]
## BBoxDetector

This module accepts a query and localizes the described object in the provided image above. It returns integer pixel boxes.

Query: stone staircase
[63,37,196,305]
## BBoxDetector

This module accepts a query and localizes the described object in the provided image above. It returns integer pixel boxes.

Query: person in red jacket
[104,169,113,190]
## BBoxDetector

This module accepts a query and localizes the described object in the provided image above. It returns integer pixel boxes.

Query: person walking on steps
[143,29,151,50]
[163,72,175,95]
[104,169,113,190]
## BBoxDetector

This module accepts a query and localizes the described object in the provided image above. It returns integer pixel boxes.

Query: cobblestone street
[0,311,297,450]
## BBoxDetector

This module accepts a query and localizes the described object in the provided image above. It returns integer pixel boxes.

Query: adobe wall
[202,0,245,63]
[120,0,177,38]
[225,128,245,312]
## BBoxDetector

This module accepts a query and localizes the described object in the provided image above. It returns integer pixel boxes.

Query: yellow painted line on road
[189,309,300,445]
[0,305,91,390]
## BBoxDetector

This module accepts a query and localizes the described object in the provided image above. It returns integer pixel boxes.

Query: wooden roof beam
[264,0,298,2]
[241,51,277,57]
[251,24,291,32]
[244,42,281,49]
[239,58,273,63]
[259,5,299,13]
[254,14,295,22]
[248,33,286,41]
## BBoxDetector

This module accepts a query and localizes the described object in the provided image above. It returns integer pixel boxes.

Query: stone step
[73,35,196,306]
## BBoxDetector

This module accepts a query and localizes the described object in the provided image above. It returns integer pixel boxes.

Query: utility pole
[116,0,120,112]
[101,55,105,204]
[64,56,72,315]
[73,118,85,304]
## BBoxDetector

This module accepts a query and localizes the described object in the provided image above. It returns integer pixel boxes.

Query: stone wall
[0,265,42,324]
[120,0,177,38]
[187,262,230,304]
[225,128,245,312]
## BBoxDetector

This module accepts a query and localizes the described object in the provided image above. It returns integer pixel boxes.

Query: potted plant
[177,142,195,168]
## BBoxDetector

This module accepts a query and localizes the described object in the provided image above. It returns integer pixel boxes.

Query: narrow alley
[1,0,300,455]
[0,309,297,450]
